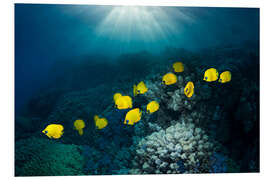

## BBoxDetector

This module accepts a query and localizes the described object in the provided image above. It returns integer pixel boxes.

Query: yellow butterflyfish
[42,124,64,139]
[184,81,194,98]
[74,119,85,136]
[124,108,142,125]
[136,81,148,94]
[203,68,219,82]
[115,95,133,109]
[94,115,108,129]
[219,71,231,83]
[146,101,160,114]
[133,81,148,96]
[173,62,184,73]
[162,73,177,85]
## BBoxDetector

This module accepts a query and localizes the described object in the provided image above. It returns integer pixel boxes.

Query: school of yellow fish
[42,61,231,139]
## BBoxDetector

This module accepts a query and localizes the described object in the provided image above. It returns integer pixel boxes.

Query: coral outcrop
[15,137,84,176]
[130,122,215,174]
[82,145,134,175]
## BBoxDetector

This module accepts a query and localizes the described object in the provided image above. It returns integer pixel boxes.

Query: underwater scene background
[15,4,259,176]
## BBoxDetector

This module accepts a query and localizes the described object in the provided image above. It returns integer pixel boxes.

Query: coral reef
[209,152,227,173]
[15,116,42,140]
[79,107,140,175]
[15,137,84,176]
[82,145,134,175]
[15,41,259,175]
[166,87,196,111]
[209,152,240,173]
[130,122,215,174]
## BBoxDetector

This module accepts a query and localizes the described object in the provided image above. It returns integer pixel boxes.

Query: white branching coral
[130,122,214,174]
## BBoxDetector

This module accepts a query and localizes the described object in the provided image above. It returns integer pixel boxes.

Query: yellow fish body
[184,81,194,98]
[74,119,85,136]
[115,95,133,109]
[173,62,184,73]
[219,71,231,83]
[124,108,142,125]
[115,97,128,109]
[136,81,148,94]
[133,81,148,96]
[123,96,133,108]
[94,115,108,129]
[203,68,219,82]
[113,93,122,102]
[146,101,160,114]
[42,124,64,139]
[162,73,177,85]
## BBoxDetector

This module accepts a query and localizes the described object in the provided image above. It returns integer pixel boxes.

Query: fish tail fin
[133,85,137,96]
[78,129,83,136]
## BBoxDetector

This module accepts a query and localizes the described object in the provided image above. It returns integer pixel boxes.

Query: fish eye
[205,77,208,80]
[45,130,48,134]
[126,120,129,124]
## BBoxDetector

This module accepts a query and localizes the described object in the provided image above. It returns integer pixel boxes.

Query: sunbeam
[95,6,193,43]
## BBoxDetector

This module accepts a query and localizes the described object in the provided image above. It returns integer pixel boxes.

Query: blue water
[15,4,259,176]
[15,4,259,113]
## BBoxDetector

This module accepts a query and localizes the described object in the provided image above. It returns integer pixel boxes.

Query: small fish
[162,72,177,85]
[115,95,133,109]
[124,108,142,125]
[133,81,148,96]
[42,124,64,139]
[173,62,184,73]
[219,71,231,83]
[74,119,85,136]
[146,101,160,114]
[113,93,122,102]
[203,68,219,82]
[136,81,148,94]
[94,115,108,129]
[184,81,194,98]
